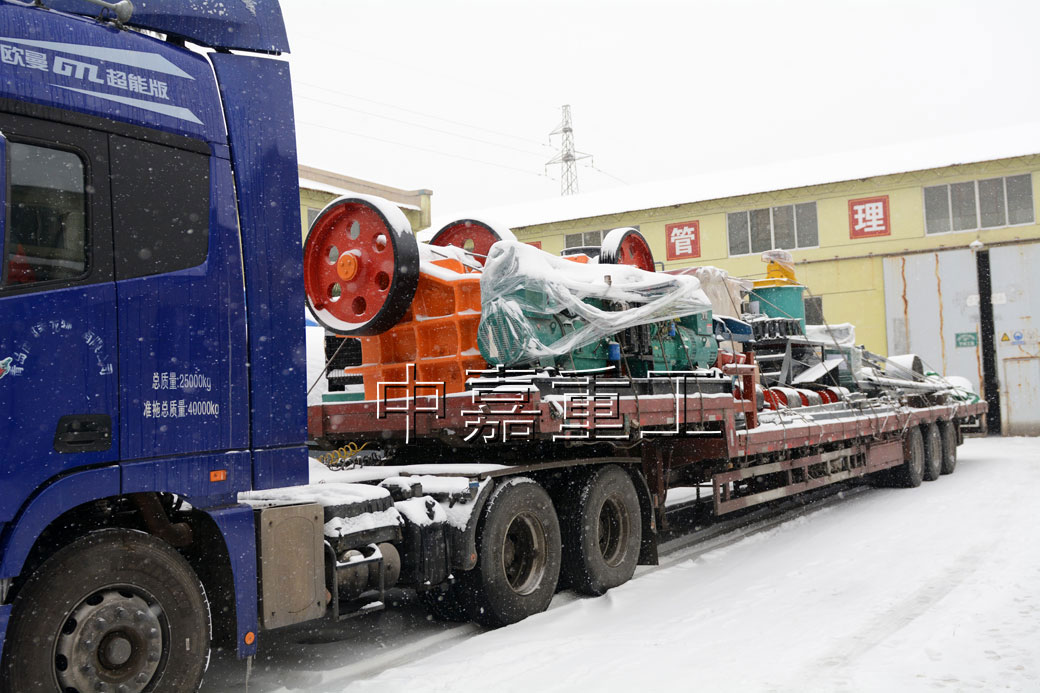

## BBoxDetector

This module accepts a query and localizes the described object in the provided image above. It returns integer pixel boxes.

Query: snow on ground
[204,437,1040,693]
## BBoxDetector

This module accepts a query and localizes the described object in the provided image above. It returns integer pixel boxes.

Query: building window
[563,227,643,252]
[727,202,817,256]
[924,174,1034,234]
[564,230,605,250]
[307,207,321,228]
[5,142,88,286]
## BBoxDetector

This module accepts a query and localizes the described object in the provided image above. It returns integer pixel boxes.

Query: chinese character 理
[853,201,886,235]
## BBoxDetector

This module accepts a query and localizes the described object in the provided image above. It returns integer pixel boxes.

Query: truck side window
[110,136,209,279]
[4,142,88,286]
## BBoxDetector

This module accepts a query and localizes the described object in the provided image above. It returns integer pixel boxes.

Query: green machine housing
[477,284,718,374]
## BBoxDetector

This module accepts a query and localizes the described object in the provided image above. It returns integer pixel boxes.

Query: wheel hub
[501,512,547,596]
[55,589,164,693]
[598,494,629,567]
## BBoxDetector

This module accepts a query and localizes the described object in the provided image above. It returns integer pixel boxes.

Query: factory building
[298,164,432,237]
[471,133,1040,435]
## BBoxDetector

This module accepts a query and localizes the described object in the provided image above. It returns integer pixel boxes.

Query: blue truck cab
[0,1,310,688]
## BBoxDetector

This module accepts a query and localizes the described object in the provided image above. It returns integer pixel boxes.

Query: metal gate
[990,244,1040,435]
[882,249,982,393]
[883,242,1040,436]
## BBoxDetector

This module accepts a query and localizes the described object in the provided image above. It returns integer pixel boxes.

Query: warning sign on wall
[955,332,978,348]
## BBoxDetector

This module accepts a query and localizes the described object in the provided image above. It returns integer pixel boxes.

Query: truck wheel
[922,422,943,482]
[939,420,958,475]
[1,529,210,693]
[460,479,561,627]
[892,426,925,488]
[418,584,469,622]
[560,465,641,596]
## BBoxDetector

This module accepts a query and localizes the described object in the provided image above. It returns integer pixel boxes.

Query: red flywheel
[303,196,419,336]
[429,218,516,266]
[600,227,655,272]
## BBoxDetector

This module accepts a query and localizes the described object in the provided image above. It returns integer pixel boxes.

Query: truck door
[110,135,248,460]
[0,114,118,524]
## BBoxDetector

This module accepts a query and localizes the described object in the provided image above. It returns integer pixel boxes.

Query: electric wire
[296,80,554,150]
[297,94,550,158]
[298,120,554,179]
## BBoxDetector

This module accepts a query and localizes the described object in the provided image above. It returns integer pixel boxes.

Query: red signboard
[848,195,891,239]
[527,241,542,249]
[665,220,700,260]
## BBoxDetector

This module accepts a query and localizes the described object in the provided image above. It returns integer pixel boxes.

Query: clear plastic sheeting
[478,240,713,364]
[805,323,856,348]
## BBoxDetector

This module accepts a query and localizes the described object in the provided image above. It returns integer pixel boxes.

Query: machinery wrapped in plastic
[477,241,713,367]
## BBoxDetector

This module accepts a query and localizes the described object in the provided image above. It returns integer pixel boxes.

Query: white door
[990,244,1040,435]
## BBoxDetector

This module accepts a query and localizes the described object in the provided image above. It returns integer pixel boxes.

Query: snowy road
[204,437,1040,692]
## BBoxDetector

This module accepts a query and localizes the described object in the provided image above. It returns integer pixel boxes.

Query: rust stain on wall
[900,257,910,351]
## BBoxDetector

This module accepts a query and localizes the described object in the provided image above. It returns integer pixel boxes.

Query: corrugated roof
[460,122,1040,230]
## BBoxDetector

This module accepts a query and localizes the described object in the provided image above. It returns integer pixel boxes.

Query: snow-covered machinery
[476,233,718,373]
[303,202,721,398]
[303,197,981,416]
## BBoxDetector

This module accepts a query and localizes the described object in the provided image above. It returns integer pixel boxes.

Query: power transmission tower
[546,104,592,195]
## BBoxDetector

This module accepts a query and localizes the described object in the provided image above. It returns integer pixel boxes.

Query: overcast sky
[279,0,1040,218]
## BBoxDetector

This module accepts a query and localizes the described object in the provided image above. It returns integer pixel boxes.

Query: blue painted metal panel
[206,504,259,658]
[46,0,290,54]
[0,465,119,578]
[117,155,249,460]
[210,53,307,452]
[253,445,308,491]
[0,4,225,143]
[0,284,120,524]
[0,131,5,261]
[121,450,250,507]
[0,604,11,668]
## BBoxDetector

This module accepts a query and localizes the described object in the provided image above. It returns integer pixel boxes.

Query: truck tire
[939,420,958,475]
[892,426,925,488]
[1,528,210,693]
[922,422,943,482]
[418,583,469,622]
[560,465,641,596]
[459,479,561,627]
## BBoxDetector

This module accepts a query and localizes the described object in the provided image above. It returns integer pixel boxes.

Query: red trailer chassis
[309,369,987,523]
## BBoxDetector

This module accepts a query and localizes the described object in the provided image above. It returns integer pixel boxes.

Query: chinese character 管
[666,220,700,260]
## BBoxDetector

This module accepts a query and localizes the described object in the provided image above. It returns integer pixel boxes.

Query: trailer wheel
[418,584,469,622]
[460,479,561,627]
[1,529,210,693]
[922,422,943,482]
[939,420,958,475]
[892,426,925,488]
[560,465,642,596]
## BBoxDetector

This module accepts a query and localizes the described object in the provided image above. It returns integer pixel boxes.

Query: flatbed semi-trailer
[0,1,987,691]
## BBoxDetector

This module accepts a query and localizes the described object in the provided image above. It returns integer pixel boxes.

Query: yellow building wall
[514,155,1040,357]
[299,188,431,241]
